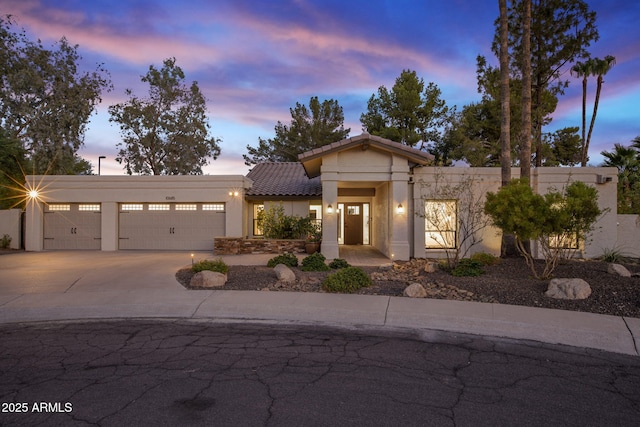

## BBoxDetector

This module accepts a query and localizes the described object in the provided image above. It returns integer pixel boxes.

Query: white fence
[0,209,21,249]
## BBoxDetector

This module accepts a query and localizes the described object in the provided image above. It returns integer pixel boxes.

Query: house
[24,133,620,260]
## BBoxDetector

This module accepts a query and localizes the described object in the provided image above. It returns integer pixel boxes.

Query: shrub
[328,258,350,269]
[192,258,229,274]
[301,252,330,271]
[267,253,299,268]
[450,258,485,277]
[0,234,11,249]
[258,203,315,239]
[600,247,624,263]
[470,252,500,266]
[322,267,371,293]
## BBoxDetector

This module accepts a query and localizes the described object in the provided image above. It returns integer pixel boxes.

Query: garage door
[118,203,225,250]
[44,203,101,250]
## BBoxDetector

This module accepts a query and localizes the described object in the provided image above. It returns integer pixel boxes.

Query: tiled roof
[246,162,321,198]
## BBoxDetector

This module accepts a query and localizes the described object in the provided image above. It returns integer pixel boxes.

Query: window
[48,204,70,211]
[347,205,360,215]
[549,233,579,249]
[424,200,457,249]
[149,204,170,211]
[175,204,197,211]
[121,204,143,211]
[79,204,100,211]
[203,203,225,211]
[253,204,264,236]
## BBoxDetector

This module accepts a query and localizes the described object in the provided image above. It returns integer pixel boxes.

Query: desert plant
[322,267,371,293]
[301,252,330,271]
[328,258,350,269]
[0,234,11,249]
[600,247,624,263]
[450,258,485,277]
[267,253,299,268]
[192,258,229,274]
[470,252,500,266]
[484,179,603,279]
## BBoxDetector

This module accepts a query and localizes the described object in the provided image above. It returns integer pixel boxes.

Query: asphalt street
[1,320,639,427]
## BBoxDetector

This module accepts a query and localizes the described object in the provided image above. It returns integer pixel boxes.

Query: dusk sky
[3,0,639,175]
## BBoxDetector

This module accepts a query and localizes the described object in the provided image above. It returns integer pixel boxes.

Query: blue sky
[3,0,639,175]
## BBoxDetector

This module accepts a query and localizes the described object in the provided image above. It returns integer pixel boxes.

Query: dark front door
[344,203,363,245]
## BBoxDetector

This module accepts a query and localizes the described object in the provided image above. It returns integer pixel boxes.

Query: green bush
[470,252,500,266]
[192,258,229,274]
[328,258,350,269]
[267,253,299,268]
[301,252,330,271]
[451,258,485,277]
[0,234,11,249]
[322,267,372,293]
[258,203,315,239]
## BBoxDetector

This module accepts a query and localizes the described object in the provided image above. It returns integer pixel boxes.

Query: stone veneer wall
[214,237,306,255]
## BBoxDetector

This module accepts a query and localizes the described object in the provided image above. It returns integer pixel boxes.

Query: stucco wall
[0,209,21,249]
[616,215,640,258]
[412,167,618,260]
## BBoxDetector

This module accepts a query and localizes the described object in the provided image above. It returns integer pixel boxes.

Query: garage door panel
[44,205,101,250]
[119,204,225,250]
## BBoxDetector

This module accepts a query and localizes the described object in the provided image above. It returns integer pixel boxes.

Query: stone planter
[305,242,321,254]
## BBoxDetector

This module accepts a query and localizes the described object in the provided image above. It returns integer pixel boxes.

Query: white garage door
[119,203,225,250]
[44,203,101,250]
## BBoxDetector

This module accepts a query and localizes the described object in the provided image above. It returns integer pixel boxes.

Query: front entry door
[344,204,363,245]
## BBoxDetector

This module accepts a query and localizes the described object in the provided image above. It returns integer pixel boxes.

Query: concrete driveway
[0,251,207,294]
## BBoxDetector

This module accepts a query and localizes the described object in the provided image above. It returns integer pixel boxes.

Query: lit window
[121,204,143,211]
[149,204,170,211]
[253,204,264,236]
[424,200,457,249]
[175,204,197,211]
[48,204,70,211]
[347,205,360,215]
[79,204,100,211]
[203,203,224,211]
[549,233,579,249]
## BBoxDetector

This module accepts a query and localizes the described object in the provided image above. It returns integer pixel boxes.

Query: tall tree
[109,58,221,175]
[243,97,350,165]
[582,55,616,166]
[0,16,111,175]
[499,0,511,186]
[570,59,592,160]
[520,0,532,181]
[495,0,599,167]
[360,69,453,151]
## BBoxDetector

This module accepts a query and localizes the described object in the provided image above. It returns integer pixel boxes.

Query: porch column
[321,174,339,260]
[25,200,43,251]
[390,159,410,261]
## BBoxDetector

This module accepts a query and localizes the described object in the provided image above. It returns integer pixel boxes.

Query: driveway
[0,251,204,294]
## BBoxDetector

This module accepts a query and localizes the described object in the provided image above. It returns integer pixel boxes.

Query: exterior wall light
[396,203,404,214]
[327,204,334,214]
[28,190,39,200]
[228,191,239,197]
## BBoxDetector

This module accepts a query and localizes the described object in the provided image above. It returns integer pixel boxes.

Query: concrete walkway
[0,251,638,356]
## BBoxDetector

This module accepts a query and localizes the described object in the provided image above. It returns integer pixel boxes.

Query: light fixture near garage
[228,190,240,197]
[327,204,334,214]
[396,203,404,214]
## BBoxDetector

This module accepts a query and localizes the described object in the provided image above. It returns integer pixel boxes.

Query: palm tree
[499,0,510,187]
[520,0,532,181]
[582,55,616,166]
[601,142,640,213]
[570,60,593,162]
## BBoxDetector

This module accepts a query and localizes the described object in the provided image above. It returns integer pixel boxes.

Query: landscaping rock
[190,271,227,288]
[274,264,296,283]
[404,283,427,298]
[545,278,591,300]
[607,263,632,278]
[424,262,438,273]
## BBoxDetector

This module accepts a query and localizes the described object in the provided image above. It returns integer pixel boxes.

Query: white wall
[616,215,640,258]
[0,209,21,249]
[412,167,619,260]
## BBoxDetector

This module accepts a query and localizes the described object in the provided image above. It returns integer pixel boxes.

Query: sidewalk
[0,251,638,356]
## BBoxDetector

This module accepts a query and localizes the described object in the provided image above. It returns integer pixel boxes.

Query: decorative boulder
[424,262,438,273]
[607,263,632,278]
[404,283,427,298]
[190,271,227,288]
[545,278,591,300]
[274,264,296,283]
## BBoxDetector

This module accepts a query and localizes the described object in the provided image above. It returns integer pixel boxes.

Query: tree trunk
[499,0,511,187]
[520,0,532,181]
[581,75,587,163]
[583,75,603,167]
